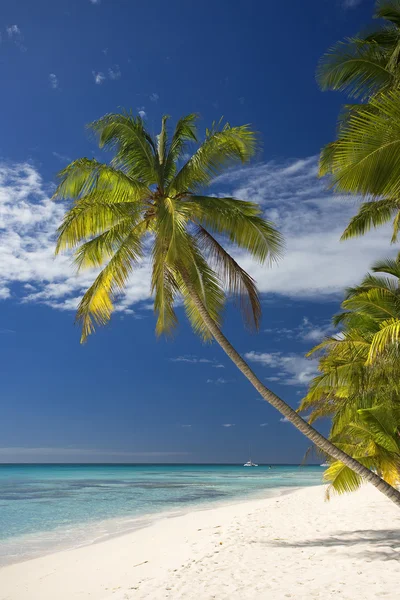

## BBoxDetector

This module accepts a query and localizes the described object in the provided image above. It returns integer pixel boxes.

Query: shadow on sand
[266,529,400,561]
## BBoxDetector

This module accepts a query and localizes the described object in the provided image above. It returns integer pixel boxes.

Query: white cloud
[260,422,268,427]
[138,109,146,119]
[244,351,318,386]
[0,156,395,325]
[5,24,26,51]
[280,417,289,423]
[207,378,231,384]
[7,25,20,37]
[299,317,333,342]
[150,93,159,102]
[92,71,106,85]
[49,73,58,89]
[0,162,152,314]
[89,0,101,4]
[218,157,395,299]
[222,423,235,427]
[180,424,192,428]
[108,65,121,80]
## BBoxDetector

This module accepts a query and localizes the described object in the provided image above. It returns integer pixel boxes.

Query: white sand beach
[1,484,400,600]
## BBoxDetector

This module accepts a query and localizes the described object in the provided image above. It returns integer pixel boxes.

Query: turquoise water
[0,464,323,565]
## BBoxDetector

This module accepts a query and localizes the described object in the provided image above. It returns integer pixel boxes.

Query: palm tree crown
[54,113,283,342]
[54,111,400,508]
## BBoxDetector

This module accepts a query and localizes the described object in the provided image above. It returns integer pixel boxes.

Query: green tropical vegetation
[318,0,400,239]
[53,111,400,507]
[305,0,400,499]
[300,254,400,499]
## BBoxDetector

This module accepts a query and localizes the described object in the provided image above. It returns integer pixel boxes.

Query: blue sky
[0,0,392,463]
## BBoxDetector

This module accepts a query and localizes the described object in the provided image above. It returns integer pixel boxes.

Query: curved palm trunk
[180,270,400,508]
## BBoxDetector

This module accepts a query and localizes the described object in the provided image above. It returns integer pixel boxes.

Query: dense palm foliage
[318,0,400,239]
[300,254,400,498]
[54,112,400,506]
[54,113,282,341]
[317,0,400,101]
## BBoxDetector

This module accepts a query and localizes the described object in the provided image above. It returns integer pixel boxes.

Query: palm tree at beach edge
[54,111,400,507]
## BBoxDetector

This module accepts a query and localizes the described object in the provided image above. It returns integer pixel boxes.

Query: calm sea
[0,464,323,565]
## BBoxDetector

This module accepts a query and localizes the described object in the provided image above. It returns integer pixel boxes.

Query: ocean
[0,464,324,566]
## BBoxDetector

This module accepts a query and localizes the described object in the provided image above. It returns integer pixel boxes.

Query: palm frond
[371,253,400,277]
[368,317,400,362]
[196,225,261,330]
[341,198,400,240]
[55,199,144,254]
[170,122,258,194]
[184,195,283,263]
[76,230,144,342]
[89,112,158,184]
[316,37,393,99]
[326,91,400,198]
[376,0,400,28]
[53,159,150,203]
[163,114,198,182]
[323,460,363,499]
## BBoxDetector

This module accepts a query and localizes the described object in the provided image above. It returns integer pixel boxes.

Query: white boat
[320,462,328,467]
[243,460,258,467]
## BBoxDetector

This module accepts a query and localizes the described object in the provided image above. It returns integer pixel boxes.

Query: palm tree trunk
[180,269,400,508]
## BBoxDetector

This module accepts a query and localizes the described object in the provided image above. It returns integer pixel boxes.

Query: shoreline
[2,484,400,599]
[0,484,300,568]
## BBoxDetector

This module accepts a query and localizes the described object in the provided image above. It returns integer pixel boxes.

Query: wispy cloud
[6,24,26,51]
[265,317,333,344]
[108,65,121,80]
[217,156,394,299]
[52,151,71,163]
[89,0,101,4]
[280,417,289,423]
[150,93,159,102]
[138,108,146,119]
[7,25,20,37]
[180,424,192,428]
[244,351,318,386]
[49,73,59,89]
[207,378,231,385]
[92,71,106,85]
[170,355,224,368]
[222,423,235,428]
[260,423,268,427]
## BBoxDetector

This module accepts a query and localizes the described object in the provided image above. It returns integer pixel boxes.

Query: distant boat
[320,462,328,467]
[243,460,258,467]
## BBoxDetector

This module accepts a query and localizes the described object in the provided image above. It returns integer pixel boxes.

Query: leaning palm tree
[54,111,400,506]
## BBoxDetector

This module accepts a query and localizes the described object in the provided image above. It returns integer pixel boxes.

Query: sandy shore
[1,484,400,600]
